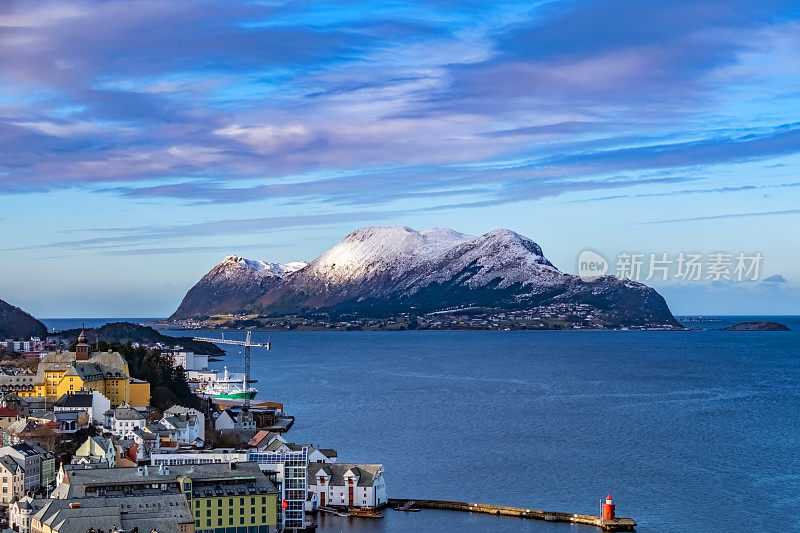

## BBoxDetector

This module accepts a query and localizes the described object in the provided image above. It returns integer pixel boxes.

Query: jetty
[387,498,636,531]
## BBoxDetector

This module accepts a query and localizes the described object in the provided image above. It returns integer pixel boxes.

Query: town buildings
[72,435,116,467]
[15,493,194,533]
[102,405,146,438]
[51,462,279,533]
[0,455,23,504]
[52,391,110,425]
[0,443,54,500]
[1,331,150,407]
[161,406,204,446]
[215,408,256,431]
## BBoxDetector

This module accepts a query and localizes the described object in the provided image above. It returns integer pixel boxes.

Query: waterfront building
[247,447,309,531]
[28,493,194,533]
[306,463,386,511]
[53,391,110,425]
[51,462,278,533]
[102,405,147,438]
[152,446,311,531]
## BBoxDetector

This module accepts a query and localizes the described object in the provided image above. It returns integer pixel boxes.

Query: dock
[386,498,636,531]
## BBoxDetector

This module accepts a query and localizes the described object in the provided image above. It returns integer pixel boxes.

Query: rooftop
[54,462,278,498]
[54,393,94,408]
[308,462,383,487]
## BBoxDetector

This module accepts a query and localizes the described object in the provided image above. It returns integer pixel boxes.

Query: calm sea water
[44,316,800,532]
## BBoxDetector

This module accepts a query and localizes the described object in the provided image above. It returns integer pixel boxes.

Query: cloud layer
[1,0,799,208]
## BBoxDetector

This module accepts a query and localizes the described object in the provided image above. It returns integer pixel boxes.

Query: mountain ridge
[171,226,681,329]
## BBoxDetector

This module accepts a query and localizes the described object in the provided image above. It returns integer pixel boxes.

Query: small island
[723,321,791,331]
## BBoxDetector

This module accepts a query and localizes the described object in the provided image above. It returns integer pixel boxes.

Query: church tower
[76,329,90,361]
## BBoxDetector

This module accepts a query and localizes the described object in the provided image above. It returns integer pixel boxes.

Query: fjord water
[47,317,799,532]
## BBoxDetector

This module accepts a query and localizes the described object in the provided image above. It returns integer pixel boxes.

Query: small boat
[348,507,383,518]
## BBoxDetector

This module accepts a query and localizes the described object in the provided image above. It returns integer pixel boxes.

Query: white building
[214,408,255,430]
[151,449,247,466]
[167,350,208,371]
[102,405,146,438]
[164,404,205,441]
[9,495,44,533]
[307,463,387,510]
[53,390,110,424]
[160,410,203,446]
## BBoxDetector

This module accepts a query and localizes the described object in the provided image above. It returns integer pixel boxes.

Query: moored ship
[195,366,257,400]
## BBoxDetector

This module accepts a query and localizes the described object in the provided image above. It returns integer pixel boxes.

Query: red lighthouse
[602,494,615,520]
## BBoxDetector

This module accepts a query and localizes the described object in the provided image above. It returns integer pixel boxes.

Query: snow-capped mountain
[171,227,680,328]
[172,255,307,318]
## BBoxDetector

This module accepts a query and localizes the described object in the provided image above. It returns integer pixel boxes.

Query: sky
[1,0,799,318]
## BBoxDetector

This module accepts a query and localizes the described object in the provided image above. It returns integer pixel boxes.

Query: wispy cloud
[10,210,405,252]
[571,182,800,203]
[638,208,800,225]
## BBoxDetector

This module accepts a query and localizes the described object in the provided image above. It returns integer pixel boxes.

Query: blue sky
[1,0,799,318]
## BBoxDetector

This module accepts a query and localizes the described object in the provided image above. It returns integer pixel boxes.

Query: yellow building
[184,473,278,533]
[31,331,150,407]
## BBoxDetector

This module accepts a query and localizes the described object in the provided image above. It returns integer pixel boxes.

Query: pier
[387,498,636,531]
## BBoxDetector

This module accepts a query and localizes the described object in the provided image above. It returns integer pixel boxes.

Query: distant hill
[723,321,790,331]
[56,322,225,355]
[171,226,681,329]
[0,298,47,339]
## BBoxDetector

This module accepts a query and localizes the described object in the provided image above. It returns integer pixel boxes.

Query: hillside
[56,322,225,355]
[0,298,47,339]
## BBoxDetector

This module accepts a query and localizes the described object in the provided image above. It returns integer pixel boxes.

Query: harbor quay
[387,496,636,531]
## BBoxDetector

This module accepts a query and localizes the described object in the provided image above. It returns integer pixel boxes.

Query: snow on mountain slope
[414,228,563,290]
[171,255,307,318]
[222,256,307,277]
[172,226,681,328]
[298,226,473,284]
